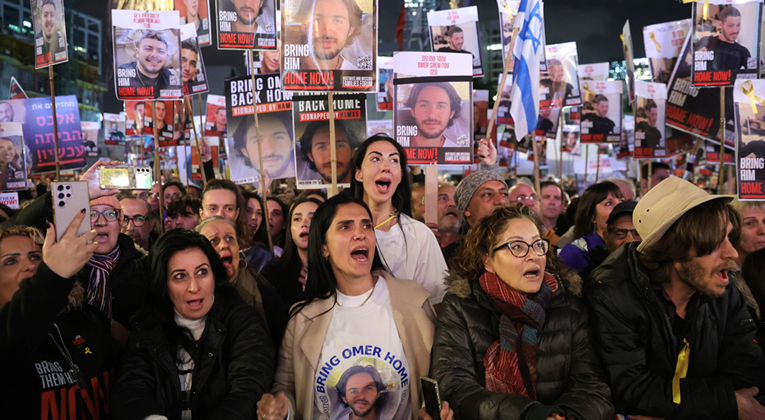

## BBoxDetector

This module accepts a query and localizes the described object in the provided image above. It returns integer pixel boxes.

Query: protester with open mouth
[261,197,323,306]
[256,194,451,420]
[431,204,614,420]
[586,177,765,419]
[350,135,448,310]
[113,229,274,419]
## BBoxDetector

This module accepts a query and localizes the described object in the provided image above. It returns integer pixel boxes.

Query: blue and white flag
[510,0,544,140]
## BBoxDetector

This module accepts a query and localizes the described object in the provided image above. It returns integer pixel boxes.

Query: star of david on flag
[510,0,543,141]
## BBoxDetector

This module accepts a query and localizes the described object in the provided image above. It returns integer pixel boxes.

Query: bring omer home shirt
[314,277,411,420]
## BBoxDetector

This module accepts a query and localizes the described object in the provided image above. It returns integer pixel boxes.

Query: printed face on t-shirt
[341,372,381,418]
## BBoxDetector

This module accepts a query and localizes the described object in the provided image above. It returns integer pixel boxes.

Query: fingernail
[81,208,86,214]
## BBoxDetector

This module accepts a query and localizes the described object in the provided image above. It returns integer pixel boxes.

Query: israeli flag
[510,0,544,140]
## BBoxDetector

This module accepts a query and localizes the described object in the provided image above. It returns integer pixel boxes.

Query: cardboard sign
[33,0,68,68]
[428,6,483,78]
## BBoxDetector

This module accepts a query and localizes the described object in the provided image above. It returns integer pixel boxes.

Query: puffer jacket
[112,285,275,420]
[585,243,765,419]
[431,270,614,420]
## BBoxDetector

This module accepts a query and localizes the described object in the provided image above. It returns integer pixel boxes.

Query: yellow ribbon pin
[649,32,661,53]
[672,338,690,404]
[683,0,709,20]
[84,347,93,355]
[582,82,596,97]
[742,80,763,115]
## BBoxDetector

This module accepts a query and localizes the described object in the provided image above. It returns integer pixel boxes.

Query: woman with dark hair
[559,181,624,272]
[350,135,448,309]
[267,196,289,256]
[0,215,118,418]
[256,194,450,420]
[244,191,270,247]
[112,229,275,419]
[431,204,614,420]
[261,196,323,305]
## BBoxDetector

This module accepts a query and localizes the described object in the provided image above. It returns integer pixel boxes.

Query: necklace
[336,278,378,307]
[375,212,397,230]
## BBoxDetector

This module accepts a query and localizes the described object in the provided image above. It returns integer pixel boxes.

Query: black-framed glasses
[123,214,148,227]
[608,227,641,240]
[91,209,120,223]
[493,238,549,258]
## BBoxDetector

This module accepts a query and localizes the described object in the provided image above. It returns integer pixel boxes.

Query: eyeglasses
[515,194,538,203]
[91,209,120,223]
[492,238,549,258]
[123,214,148,227]
[608,227,641,240]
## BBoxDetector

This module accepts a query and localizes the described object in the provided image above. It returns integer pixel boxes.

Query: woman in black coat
[430,204,613,420]
[112,229,275,420]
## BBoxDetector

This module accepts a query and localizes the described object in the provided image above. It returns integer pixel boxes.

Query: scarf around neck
[86,245,121,319]
[480,270,561,399]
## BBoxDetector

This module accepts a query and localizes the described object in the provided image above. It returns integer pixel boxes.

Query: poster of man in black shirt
[634,80,667,158]
[33,0,67,68]
[734,78,765,199]
[580,80,622,143]
[539,42,582,109]
[692,2,760,87]
[582,96,615,134]
[427,6,483,77]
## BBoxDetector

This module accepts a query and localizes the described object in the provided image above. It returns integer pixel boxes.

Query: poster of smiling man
[0,123,26,191]
[33,0,68,68]
[216,0,277,49]
[579,80,623,143]
[112,10,183,101]
[428,6,483,78]
[176,0,211,46]
[691,0,762,87]
[281,0,377,91]
[539,42,582,109]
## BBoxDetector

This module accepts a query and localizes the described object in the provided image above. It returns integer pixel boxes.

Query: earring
[323,254,329,260]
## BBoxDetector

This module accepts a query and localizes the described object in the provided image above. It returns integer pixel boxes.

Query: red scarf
[480,270,560,398]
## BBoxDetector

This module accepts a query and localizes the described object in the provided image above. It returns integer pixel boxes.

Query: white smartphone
[52,182,91,241]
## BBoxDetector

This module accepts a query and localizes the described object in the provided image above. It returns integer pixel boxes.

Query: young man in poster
[181,40,199,83]
[582,95,616,134]
[694,6,751,77]
[403,82,464,148]
[298,120,360,184]
[36,0,61,58]
[119,30,177,88]
[233,112,295,179]
[0,103,14,123]
[183,0,205,33]
[232,0,266,34]
[153,101,168,133]
[336,366,386,420]
[436,26,474,60]
[295,0,364,71]
[540,60,573,108]
[214,107,227,134]
[635,101,662,149]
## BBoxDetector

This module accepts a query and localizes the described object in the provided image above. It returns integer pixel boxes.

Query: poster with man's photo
[535,108,560,140]
[180,23,209,96]
[33,0,68,68]
[496,0,520,71]
[293,94,367,189]
[377,56,394,111]
[473,89,488,163]
[176,0,211,46]
[539,42,582,109]
[428,6,483,78]
[225,74,295,184]
[81,121,100,156]
[191,136,221,180]
[496,77,514,126]
[580,62,610,81]
[281,0,376,91]
[125,100,145,135]
[561,106,581,154]
[643,19,691,84]
[691,0,762,87]
[666,35,736,147]
[579,80,623,143]
[393,51,473,165]
[103,113,126,146]
[254,13,282,74]
[216,0,276,50]
[615,115,635,159]
[0,122,26,191]
[143,100,175,146]
[367,120,393,138]
[204,95,228,136]
[633,81,667,159]
[734,78,765,198]
[112,10,183,100]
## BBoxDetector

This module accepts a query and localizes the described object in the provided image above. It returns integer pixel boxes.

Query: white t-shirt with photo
[314,277,411,420]
[375,214,447,305]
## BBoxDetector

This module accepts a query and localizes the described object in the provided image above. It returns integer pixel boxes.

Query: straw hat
[634,177,732,253]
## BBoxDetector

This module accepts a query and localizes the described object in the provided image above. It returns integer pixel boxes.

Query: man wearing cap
[586,177,765,419]
[578,201,640,283]
[453,170,509,233]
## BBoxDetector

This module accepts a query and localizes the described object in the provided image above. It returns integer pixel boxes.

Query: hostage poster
[579,80,623,143]
[539,42,582,109]
[81,121,100,157]
[225,74,295,184]
[580,62,610,81]
[691,0,761,87]
[216,0,276,50]
[143,100,175,146]
[112,10,183,101]
[643,19,691,84]
[496,0,520,71]
[0,122,27,191]
[428,6,483,78]
[734,79,765,198]
[281,0,377,91]
[181,23,209,96]
[633,81,667,159]
[377,56,394,112]
[293,94,367,188]
[103,113,126,146]
[393,51,473,165]
[204,94,228,136]
[176,0,211,46]
[125,100,145,135]
[32,0,68,69]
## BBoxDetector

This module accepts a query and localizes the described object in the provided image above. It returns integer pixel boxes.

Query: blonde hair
[0,225,44,247]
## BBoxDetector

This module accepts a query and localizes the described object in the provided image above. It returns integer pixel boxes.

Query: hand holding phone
[81,160,122,199]
[421,377,442,420]
[46,198,98,278]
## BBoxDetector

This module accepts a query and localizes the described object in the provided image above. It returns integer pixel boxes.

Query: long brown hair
[450,203,573,284]
[573,181,623,239]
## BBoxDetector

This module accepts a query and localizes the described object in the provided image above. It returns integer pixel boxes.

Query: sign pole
[152,101,164,235]
[48,65,60,180]
[328,92,338,198]
[719,87,725,194]
[186,96,208,186]
[249,53,273,253]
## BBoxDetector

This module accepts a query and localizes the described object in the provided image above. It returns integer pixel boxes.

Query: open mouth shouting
[522,266,542,281]
[350,246,369,263]
[187,297,205,312]
[374,177,392,195]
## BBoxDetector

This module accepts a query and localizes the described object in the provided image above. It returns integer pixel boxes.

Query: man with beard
[404,82,463,148]
[295,0,364,71]
[233,112,295,179]
[35,0,63,60]
[582,95,616,135]
[0,102,14,123]
[231,0,266,34]
[694,6,751,77]
[540,60,574,108]
[585,177,765,419]
[119,193,155,251]
[183,0,207,33]
[635,101,662,150]
[336,366,386,420]
[298,120,360,184]
[436,26,474,60]
[118,30,177,88]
